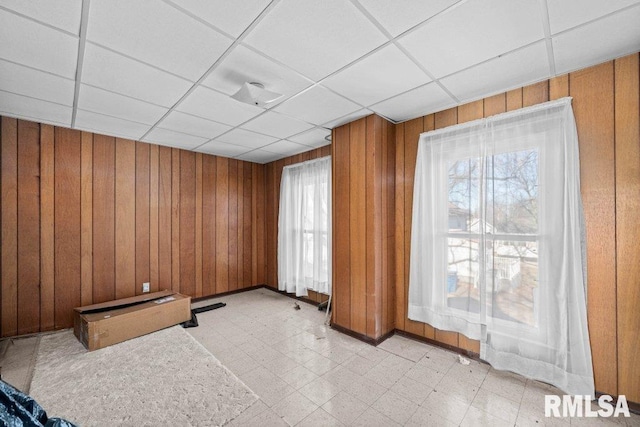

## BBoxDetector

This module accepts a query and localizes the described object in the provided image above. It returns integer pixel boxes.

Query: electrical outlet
[142,282,150,293]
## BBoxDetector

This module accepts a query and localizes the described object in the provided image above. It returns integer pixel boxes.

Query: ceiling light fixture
[231,82,282,108]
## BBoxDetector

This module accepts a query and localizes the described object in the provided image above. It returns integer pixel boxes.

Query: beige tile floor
[2,288,639,426]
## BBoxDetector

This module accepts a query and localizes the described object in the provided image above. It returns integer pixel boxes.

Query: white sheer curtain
[408,98,594,396]
[278,156,332,297]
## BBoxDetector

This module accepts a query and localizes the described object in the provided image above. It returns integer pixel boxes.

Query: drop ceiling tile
[78,84,168,125]
[215,128,278,149]
[202,45,313,106]
[370,83,456,122]
[0,9,78,78]
[87,0,232,80]
[289,128,331,148]
[75,109,149,140]
[82,43,192,107]
[323,44,429,106]
[553,5,640,75]
[158,111,231,139]
[168,0,270,37]
[142,127,208,149]
[243,0,387,80]
[242,111,313,139]
[441,41,550,102]
[274,86,361,126]
[261,140,312,156]
[0,59,75,105]
[235,149,282,164]
[398,0,544,78]
[322,109,372,129]
[0,91,72,126]
[0,0,82,34]
[177,85,263,126]
[547,0,639,35]
[357,0,461,37]
[195,141,251,158]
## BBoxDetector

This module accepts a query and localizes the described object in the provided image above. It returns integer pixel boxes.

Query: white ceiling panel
[323,109,372,129]
[235,149,282,164]
[441,41,550,102]
[142,127,208,149]
[0,91,72,126]
[78,84,168,125]
[82,44,192,107]
[0,9,78,78]
[547,0,640,35]
[87,0,232,80]
[274,86,361,125]
[202,45,313,105]
[177,86,263,126]
[553,6,640,75]
[243,0,387,80]
[215,127,278,149]
[168,0,270,38]
[75,109,149,139]
[262,140,312,156]
[323,44,429,106]
[0,0,82,35]
[242,111,313,139]
[157,110,231,139]
[289,128,331,148]
[0,59,75,105]
[398,0,544,78]
[356,0,461,37]
[195,141,251,157]
[370,83,456,122]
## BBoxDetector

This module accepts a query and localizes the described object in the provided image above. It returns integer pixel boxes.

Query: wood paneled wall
[264,144,332,305]
[0,117,267,337]
[331,115,396,340]
[393,54,640,401]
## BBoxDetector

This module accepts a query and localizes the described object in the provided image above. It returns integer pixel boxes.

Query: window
[278,156,331,297]
[408,98,594,396]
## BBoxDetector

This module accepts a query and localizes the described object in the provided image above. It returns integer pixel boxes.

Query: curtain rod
[419,97,572,139]
[282,155,331,171]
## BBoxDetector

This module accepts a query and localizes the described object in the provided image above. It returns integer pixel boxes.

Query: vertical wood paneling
[570,62,617,395]
[349,118,367,335]
[171,149,180,293]
[252,163,259,285]
[550,75,569,99]
[394,123,406,331]
[158,146,172,291]
[403,117,426,338]
[80,132,93,305]
[1,117,18,337]
[202,155,216,296]
[216,157,229,293]
[115,139,136,299]
[243,163,252,288]
[265,162,275,287]
[334,126,351,328]
[17,120,40,335]
[255,164,266,284]
[149,144,159,292]
[195,153,203,297]
[93,135,115,304]
[614,54,640,402]
[237,162,244,288]
[40,124,55,331]
[506,88,523,111]
[54,127,81,328]
[179,150,196,296]
[135,142,150,296]
[228,160,238,291]
[484,93,506,116]
[523,81,549,107]
[365,116,381,338]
